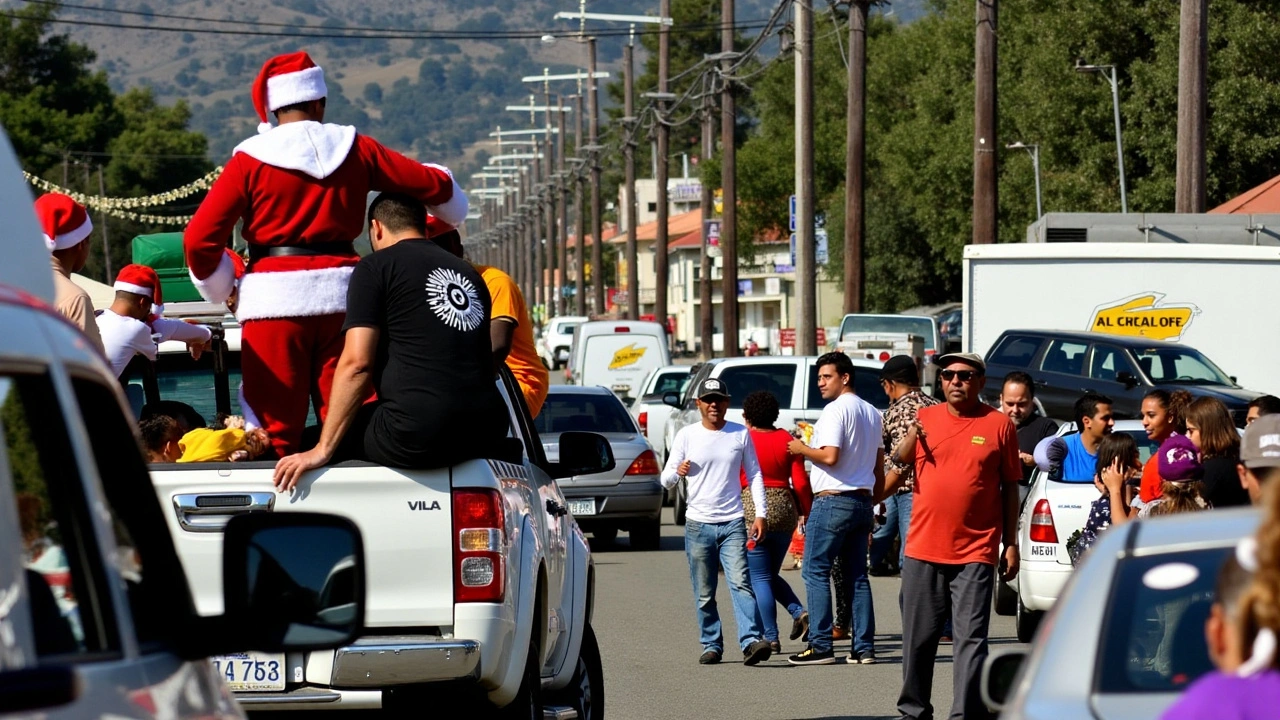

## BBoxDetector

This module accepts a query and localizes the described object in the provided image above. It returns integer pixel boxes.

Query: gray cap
[934,352,986,373]
[1241,414,1280,469]
[696,377,731,400]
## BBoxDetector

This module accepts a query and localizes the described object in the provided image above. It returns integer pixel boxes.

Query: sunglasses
[939,369,982,383]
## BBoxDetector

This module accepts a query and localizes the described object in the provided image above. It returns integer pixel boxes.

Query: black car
[981,329,1262,425]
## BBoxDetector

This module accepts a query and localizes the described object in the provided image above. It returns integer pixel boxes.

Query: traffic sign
[789,195,797,232]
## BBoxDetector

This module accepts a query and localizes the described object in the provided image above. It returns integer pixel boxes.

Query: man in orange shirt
[434,228,549,417]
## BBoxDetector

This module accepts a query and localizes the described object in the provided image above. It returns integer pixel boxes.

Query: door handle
[172,492,275,532]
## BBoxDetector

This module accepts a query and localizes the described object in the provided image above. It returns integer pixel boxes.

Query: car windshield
[1053,428,1161,484]
[1134,347,1235,386]
[535,393,637,435]
[1096,546,1229,694]
[651,371,690,396]
[839,316,936,351]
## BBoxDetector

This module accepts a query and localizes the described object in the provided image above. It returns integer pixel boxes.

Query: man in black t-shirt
[274,192,508,490]
[999,371,1059,483]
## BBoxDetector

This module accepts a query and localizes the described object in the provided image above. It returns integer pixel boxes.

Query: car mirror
[549,431,616,479]
[661,391,682,408]
[0,666,79,713]
[1116,371,1140,389]
[980,645,1028,712]
[640,392,664,405]
[621,396,636,409]
[222,512,366,653]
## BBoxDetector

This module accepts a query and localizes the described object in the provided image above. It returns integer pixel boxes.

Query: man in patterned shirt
[871,356,940,574]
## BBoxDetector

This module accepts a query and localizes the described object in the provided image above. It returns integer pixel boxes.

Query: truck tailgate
[150,463,455,628]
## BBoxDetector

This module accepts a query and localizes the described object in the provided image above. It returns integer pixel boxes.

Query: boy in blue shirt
[1060,393,1114,481]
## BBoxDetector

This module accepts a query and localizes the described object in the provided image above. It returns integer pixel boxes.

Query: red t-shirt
[1139,454,1164,503]
[741,427,813,515]
[906,403,1021,566]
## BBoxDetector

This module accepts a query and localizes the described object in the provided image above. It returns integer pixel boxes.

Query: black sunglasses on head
[939,369,982,382]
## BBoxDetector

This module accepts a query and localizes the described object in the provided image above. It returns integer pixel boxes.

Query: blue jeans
[685,518,765,653]
[870,491,914,569]
[746,529,805,643]
[802,494,876,655]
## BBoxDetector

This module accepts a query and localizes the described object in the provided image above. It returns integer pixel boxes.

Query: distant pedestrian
[998,371,1057,483]
[1185,397,1250,509]
[1238,414,1280,505]
[1247,395,1280,426]
[660,377,773,666]
[1138,389,1193,505]
[787,352,883,667]
[889,352,1021,720]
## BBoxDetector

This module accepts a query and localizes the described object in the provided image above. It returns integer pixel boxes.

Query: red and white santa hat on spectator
[252,51,327,135]
[34,193,93,252]
[114,264,164,313]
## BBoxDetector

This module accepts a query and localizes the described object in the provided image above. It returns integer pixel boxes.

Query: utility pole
[544,83,556,320]
[532,144,544,311]
[699,78,715,360]
[844,0,869,313]
[97,165,112,281]
[654,0,672,331]
[587,37,605,316]
[623,31,640,319]
[575,91,588,317]
[721,0,740,357]
[973,0,997,245]
[794,0,817,355]
[557,95,569,318]
[1176,0,1207,213]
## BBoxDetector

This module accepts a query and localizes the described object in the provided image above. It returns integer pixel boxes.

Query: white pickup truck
[142,308,610,718]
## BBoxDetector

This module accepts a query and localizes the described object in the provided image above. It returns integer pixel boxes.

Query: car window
[717,364,797,410]
[989,335,1043,367]
[683,363,713,408]
[806,365,891,411]
[1089,344,1139,383]
[1133,347,1234,386]
[535,393,638,434]
[651,371,689,396]
[1096,547,1227,694]
[1039,339,1088,376]
[839,316,936,351]
[129,350,318,427]
[4,373,119,658]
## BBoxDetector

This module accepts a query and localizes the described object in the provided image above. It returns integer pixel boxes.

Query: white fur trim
[426,173,469,226]
[233,122,356,180]
[266,65,327,112]
[189,252,237,304]
[236,266,353,322]
[258,122,273,135]
[44,215,93,252]
[113,281,153,298]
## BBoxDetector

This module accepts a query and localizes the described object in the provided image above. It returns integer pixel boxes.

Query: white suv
[540,315,588,370]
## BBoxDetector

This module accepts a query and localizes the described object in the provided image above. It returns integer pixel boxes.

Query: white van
[568,320,672,404]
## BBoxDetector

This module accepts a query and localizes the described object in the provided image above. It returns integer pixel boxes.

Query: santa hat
[426,214,456,239]
[34,193,93,252]
[114,264,163,310]
[252,51,327,135]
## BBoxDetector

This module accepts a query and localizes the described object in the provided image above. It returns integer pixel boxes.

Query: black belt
[815,489,871,498]
[248,242,356,260]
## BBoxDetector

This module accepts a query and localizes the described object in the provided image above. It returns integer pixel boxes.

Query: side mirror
[222,512,366,652]
[981,645,1029,712]
[621,396,636,409]
[1116,371,1140,389]
[640,392,664,405]
[662,391,682,408]
[549,431,616,479]
[0,666,79,713]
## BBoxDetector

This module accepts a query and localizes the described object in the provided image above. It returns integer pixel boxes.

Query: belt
[248,241,356,260]
[815,489,871,498]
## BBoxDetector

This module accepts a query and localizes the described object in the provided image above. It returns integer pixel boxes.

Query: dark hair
[1249,395,1280,417]
[434,229,464,258]
[1186,396,1241,459]
[139,415,181,453]
[1094,433,1139,480]
[273,97,326,116]
[816,351,856,382]
[742,391,780,429]
[1073,392,1113,429]
[1149,480,1207,517]
[369,192,427,235]
[1143,388,1193,435]
[1002,371,1036,398]
[140,400,204,432]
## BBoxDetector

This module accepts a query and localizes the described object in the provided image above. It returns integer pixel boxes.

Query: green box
[131,232,202,303]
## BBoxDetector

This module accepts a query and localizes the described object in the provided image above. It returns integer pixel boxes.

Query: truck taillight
[624,449,661,476]
[638,411,649,435]
[1029,499,1058,544]
[453,489,505,603]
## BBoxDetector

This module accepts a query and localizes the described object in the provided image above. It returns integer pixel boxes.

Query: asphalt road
[587,509,1018,720]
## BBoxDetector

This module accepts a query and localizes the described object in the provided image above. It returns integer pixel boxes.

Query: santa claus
[184,50,467,458]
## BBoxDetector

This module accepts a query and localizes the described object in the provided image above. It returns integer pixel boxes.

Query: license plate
[211,652,286,692]
[568,498,597,516]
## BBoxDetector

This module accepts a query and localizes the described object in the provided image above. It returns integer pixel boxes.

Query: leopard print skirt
[742,486,800,535]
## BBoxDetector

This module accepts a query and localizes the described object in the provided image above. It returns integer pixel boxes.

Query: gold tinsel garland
[23,167,224,226]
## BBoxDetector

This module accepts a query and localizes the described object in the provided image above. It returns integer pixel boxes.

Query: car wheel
[673,478,688,526]
[549,623,604,720]
[993,576,1017,616]
[630,519,661,551]
[592,527,618,544]
[494,643,542,720]
[1015,597,1042,643]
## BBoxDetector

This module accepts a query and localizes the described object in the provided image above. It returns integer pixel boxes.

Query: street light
[1006,142,1043,219]
[1076,58,1128,213]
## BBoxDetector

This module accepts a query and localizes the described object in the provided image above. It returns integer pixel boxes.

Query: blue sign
[788,195,797,232]
[790,229,829,266]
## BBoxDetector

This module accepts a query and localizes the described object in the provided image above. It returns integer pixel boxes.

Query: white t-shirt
[660,421,765,524]
[807,391,883,493]
[95,310,212,378]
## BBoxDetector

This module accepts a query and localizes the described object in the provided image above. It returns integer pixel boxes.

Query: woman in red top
[1138,389,1192,504]
[740,390,813,652]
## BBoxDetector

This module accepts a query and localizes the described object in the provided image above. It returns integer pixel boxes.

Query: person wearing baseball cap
[1239,414,1280,504]
[34,192,105,354]
[1137,434,1209,518]
[660,376,774,667]
[96,264,213,378]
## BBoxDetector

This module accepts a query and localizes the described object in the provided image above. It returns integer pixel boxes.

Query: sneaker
[787,646,837,666]
[851,650,877,665]
[699,649,721,665]
[743,639,772,666]
[790,611,810,641]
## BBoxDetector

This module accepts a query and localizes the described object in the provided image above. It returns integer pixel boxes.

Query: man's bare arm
[490,317,516,365]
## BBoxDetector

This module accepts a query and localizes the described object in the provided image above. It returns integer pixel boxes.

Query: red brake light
[452,489,505,603]
[614,326,631,333]
[1029,499,1059,544]
[879,351,891,362]
[625,449,661,476]
[638,411,649,435]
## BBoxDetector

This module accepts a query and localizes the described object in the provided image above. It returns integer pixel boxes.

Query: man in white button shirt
[787,352,884,666]
[661,377,773,666]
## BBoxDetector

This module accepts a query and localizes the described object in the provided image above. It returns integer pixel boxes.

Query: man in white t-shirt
[786,351,884,666]
[96,264,212,378]
[661,377,773,667]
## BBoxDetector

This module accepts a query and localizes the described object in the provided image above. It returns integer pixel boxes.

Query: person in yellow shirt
[434,228,549,417]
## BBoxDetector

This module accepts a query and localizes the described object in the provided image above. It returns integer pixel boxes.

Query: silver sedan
[537,385,664,550]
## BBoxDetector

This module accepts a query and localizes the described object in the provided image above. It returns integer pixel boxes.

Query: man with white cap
[96,264,212,378]
[184,50,467,458]
[35,192,104,354]
[1239,414,1280,505]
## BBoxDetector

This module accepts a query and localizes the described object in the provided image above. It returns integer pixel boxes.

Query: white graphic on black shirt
[425,268,485,331]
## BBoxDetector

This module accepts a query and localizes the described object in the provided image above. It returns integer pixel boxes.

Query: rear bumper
[1018,559,1073,612]
[562,480,663,524]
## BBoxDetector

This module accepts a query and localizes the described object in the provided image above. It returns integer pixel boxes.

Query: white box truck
[962,243,1280,397]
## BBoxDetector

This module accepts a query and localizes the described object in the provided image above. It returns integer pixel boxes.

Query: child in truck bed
[141,411,271,463]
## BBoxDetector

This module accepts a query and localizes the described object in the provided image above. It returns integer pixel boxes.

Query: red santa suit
[184,52,466,458]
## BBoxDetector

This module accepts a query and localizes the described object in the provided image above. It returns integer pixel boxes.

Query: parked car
[982,329,1262,425]
[541,315,589,370]
[537,385,664,550]
[836,313,944,393]
[567,320,672,405]
[630,365,692,474]
[998,420,1161,641]
[662,356,889,524]
[983,507,1259,720]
